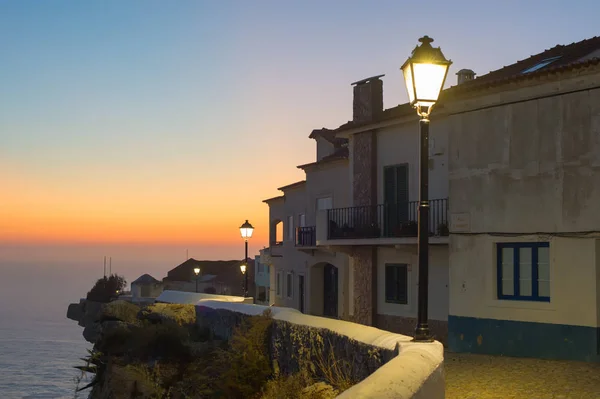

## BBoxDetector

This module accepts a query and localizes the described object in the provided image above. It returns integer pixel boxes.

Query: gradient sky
[1,0,598,297]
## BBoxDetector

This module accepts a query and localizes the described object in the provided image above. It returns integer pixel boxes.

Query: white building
[262,129,350,319]
[444,36,600,361]
[262,36,600,361]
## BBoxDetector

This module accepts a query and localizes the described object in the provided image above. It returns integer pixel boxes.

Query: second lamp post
[239,220,254,297]
[401,35,451,342]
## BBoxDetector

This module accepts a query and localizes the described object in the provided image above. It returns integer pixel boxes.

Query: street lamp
[239,220,254,297]
[194,267,200,293]
[240,263,247,297]
[401,35,451,342]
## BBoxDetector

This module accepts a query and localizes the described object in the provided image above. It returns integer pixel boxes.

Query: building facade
[444,37,600,361]
[262,36,600,360]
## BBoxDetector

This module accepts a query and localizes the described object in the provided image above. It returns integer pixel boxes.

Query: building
[254,255,270,304]
[262,129,350,318]
[444,36,600,361]
[131,274,163,301]
[262,36,600,361]
[163,258,254,297]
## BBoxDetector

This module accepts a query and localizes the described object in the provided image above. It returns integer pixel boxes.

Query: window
[317,196,333,211]
[276,272,282,297]
[385,264,408,304]
[287,216,294,241]
[298,214,306,227]
[286,273,293,299]
[521,56,561,74]
[497,242,550,301]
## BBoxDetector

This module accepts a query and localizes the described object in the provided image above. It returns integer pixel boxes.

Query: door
[323,264,338,318]
[298,275,305,313]
[384,165,409,236]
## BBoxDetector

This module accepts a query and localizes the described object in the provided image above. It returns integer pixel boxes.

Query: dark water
[0,316,91,399]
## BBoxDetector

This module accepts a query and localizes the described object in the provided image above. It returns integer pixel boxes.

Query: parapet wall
[157,291,445,399]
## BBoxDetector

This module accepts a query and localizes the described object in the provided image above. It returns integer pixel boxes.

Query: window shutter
[385,265,394,301]
[398,265,408,304]
[384,167,395,204]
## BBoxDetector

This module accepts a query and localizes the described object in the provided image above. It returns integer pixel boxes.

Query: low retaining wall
[155,290,253,304]
[160,291,444,398]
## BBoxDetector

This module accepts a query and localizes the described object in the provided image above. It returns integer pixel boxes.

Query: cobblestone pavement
[445,352,600,399]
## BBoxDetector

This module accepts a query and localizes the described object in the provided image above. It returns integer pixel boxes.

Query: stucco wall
[377,246,449,322]
[448,85,600,233]
[450,235,598,327]
[376,119,449,204]
[305,160,351,226]
[446,69,600,360]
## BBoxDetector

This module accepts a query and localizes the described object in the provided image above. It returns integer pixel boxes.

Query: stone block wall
[195,305,396,383]
[352,131,377,207]
[351,247,377,326]
[191,300,445,398]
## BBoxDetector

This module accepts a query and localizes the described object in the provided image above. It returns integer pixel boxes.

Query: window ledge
[487,299,556,311]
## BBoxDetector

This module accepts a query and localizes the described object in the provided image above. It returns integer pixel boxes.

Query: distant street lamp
[194,267,201,293]
[239,220,254,297]
[401,35,451,342]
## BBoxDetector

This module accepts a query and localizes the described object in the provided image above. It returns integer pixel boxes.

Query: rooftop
[333,36,600,133]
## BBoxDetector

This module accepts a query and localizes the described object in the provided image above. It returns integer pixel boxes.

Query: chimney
[456,69,476,85]
[351,74,384,123]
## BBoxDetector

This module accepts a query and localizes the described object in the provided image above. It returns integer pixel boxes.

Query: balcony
[296,226,316,247]
[326,198,449,240]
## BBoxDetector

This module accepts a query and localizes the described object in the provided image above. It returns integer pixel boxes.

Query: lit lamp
[194,267,200,293]
[239,220,254,297]
[401,36,451,342]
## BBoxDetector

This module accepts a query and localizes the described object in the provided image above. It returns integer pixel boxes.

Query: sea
[0,244,216,398]
[0,260,99,399]
[0,316,90,399]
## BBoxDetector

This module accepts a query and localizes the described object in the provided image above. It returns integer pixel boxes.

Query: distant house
[131,274,163,301]
[254,255,270,304]
[163,258,255,297]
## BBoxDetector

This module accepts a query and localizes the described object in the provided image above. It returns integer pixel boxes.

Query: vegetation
[75,303,357,399]
[86,274,127,303]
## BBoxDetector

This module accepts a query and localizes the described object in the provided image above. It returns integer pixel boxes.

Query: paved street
[445,352,600,399]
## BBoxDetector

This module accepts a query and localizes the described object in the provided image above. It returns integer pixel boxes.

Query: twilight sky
[0,0,598,288]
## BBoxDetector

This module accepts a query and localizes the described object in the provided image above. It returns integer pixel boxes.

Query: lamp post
[239,220,254,297]
[194,267,200,293]
[401,35,451,342]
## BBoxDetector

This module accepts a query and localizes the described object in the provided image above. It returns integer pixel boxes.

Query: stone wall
[190,299,445,399]
[351,131,378,328]
[351,247,377,326]
[352,131,377,207]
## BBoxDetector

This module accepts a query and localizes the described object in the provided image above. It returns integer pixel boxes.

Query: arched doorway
[323,263,338,318]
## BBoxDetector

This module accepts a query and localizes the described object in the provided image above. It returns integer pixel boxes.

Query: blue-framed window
[497,242,550,302]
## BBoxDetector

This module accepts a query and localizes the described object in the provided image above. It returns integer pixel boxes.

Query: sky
[0,0,598,309]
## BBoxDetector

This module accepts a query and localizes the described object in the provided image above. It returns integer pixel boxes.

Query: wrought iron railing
[296,226,316,246]
[326,198,448,240]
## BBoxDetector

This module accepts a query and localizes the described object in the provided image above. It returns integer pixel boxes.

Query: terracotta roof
[277,180,306,191]
[262,195,285,203]
[333,36,600,133]
[297,145,349,170]
[163,258,255,297]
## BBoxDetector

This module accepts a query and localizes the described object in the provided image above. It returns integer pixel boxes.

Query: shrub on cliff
[210,310,274,398]
[101,300,140,324]
[86,274,127,303]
